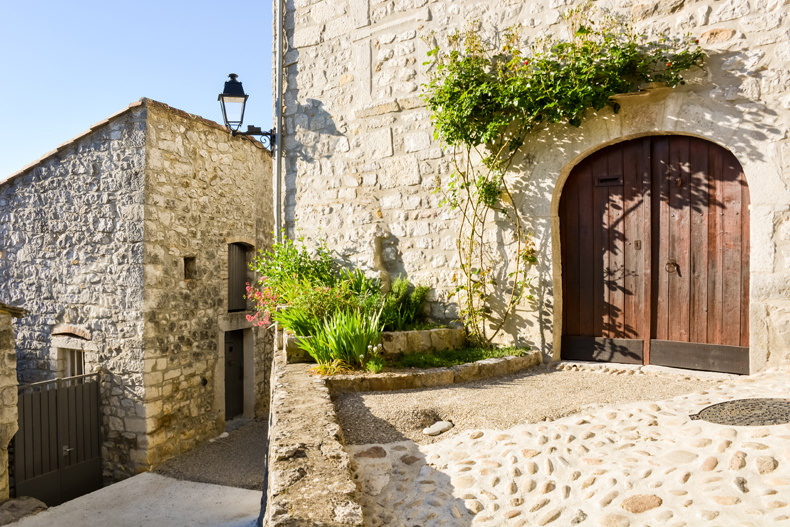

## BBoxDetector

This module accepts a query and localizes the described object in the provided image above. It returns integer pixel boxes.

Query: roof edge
[0,98,262,188]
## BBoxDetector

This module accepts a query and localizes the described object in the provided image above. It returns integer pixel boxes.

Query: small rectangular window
[184,257,196,280]
[66,350,85,377]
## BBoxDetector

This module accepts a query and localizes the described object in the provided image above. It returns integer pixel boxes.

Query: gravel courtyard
[333,362,728,445]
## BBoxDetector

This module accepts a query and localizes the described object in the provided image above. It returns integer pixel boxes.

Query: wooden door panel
[721,152,745,346]
[651,137,670,342]
[562,172,581,336]
[224,330,244,419]
[706,146,724,345]
[651,137,749,352]
[561,138,650,362]
[591,154,609,338]
[577,166,595,336]
[688,139,710,344]
[667,137,692,343]
[650,340,749,374]
[562,136,749,373]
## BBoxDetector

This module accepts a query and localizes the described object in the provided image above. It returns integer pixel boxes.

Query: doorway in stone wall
[560,135,750,374]
[224,330,244,419]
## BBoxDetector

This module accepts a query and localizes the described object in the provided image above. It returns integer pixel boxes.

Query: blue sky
[0,0,273,178]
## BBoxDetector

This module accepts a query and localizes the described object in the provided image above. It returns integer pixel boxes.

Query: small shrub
[298,334,333,365]
[380,276,430,331]
[250,233,338,299]
[322,309,384,368]
[365,355,385,374]
[342,268,381,297]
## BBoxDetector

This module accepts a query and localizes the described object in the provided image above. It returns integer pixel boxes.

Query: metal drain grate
[690,398,790,426]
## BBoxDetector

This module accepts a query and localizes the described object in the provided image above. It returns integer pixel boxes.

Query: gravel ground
[154,417,268,490]
[333,363,727,445]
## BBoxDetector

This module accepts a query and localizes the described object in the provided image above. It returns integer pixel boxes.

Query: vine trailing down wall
[422,3,704,348]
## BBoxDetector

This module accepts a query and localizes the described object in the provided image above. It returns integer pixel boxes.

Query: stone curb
[324,351,543,393]
[262,350,364,527]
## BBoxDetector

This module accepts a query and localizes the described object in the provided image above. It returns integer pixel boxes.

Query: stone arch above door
[557,135,750,374]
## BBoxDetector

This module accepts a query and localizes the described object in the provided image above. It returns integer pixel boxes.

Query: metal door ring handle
[665,261,678,273]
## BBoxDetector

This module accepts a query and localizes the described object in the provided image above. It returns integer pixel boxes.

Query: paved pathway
[6,473,261,527]
[348,367,790,527]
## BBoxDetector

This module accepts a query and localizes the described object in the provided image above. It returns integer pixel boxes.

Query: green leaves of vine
[422,5,704,347]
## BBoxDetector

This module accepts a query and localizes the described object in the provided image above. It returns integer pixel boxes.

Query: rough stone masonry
[0,303,23,503]
[0,99,273,480]
[280,0,790,371]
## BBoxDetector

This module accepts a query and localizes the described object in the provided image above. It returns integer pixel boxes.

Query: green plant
[342,267,381,297]
[365,355,385,374]
[380,276,430,331]
[423,5,703,346]
[302,309,384,368]
[299,333,333,365]
[394,346,526,369]
[250,232,337,300]
[272,306,320,336]
[310,359,353,376]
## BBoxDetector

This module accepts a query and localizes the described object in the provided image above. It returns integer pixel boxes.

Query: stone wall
[0,99,275,480]
[0,305,22,503]
[0,105,148,479]
[140,101,274,468]
[281,0,790,371]
[262,349,363,527]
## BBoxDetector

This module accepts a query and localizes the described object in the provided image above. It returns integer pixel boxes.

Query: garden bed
[284,327,467,364]
[324,350,542,393]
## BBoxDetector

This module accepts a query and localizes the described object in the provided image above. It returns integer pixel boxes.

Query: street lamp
[218,73,275,148]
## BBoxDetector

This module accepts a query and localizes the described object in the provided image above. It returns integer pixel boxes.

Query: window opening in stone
[228,243,251,312]
[184,256,197,280]
[65,349,85,377]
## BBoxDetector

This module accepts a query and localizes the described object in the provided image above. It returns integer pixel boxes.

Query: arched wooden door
[560,136,750,374]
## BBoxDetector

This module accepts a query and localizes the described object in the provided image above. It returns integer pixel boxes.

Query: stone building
[0,99,273,479]
[279,0,790,374]
[0,303,24,502]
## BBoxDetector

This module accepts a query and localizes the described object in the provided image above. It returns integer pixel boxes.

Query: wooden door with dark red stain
[560,136,750,374]
[649,136,750,373]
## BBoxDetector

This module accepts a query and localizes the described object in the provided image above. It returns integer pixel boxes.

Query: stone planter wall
[325,351,542,392]
[379,327,466,359]
[262,349,363,527]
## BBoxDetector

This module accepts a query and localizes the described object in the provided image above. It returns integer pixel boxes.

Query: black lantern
[218,73,249,133]
[218,73,275,148]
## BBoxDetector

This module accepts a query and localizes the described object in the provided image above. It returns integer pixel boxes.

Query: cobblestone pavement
[347,367,790,527]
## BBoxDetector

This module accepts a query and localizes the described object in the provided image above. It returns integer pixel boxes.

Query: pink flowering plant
[245,282,279,327]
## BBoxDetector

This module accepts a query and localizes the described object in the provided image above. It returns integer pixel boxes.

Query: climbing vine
[423,4,704,347]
